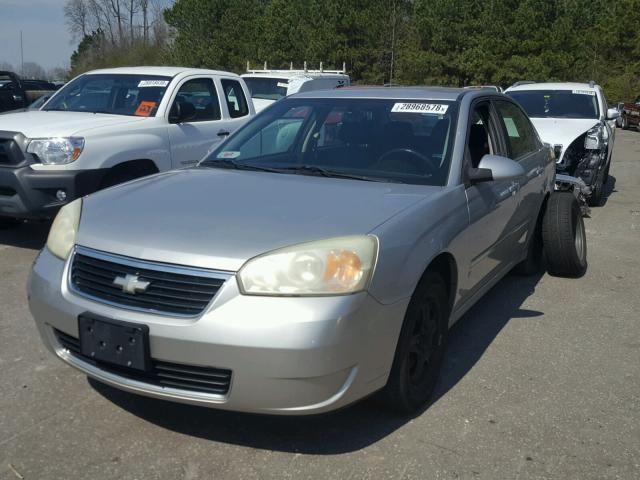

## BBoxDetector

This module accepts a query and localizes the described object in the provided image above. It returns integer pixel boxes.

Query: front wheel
[542,192,587,278]
[621,115,629,130]
[587,169,605,207]
[382,271,449,413]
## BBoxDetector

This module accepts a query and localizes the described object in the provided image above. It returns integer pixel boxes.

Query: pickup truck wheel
[0,217,23,229]
[100,163,156,189]
[542,192,587,278]
[382,271,448,413]
[587,169,604,207]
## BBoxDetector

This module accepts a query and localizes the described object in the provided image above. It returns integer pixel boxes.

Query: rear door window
[221,79,249,118]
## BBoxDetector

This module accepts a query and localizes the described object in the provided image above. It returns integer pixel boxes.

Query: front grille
[70,247,228,317]
[55,329,232,395]
[0,138,23,165]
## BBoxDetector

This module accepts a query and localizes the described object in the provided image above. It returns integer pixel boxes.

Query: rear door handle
[217,130,230,137]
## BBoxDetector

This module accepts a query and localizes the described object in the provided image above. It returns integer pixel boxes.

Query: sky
[0,0,77,72]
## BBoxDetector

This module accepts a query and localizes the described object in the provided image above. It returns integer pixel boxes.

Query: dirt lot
[1,131,639,480]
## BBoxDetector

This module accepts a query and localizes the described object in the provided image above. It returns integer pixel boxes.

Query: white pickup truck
[0,66,254,225]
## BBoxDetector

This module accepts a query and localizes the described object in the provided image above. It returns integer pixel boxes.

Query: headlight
[237,235,378,296]
[47,198,82,260]
[27,137,84,164]
[584,125,602,150]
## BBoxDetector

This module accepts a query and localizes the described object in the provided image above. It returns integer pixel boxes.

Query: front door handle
[217,130,230,137]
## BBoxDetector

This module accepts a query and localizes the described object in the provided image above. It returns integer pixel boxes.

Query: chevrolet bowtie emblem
[113,273,150,294]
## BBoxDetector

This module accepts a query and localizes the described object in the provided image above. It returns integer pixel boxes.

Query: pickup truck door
[459,101,521,298]
[216,77,252,138]
[492,99,549,258]
[167,76,234,168]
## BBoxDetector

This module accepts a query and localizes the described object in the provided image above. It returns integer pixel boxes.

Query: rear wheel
[382,271,449,413]
[542,192,587,278]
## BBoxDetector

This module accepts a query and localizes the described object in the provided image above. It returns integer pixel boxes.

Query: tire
[99,163,155,189]
[621,115,629,130]
[542,192,587,278]
[603,162,610,184]
[514,203,544,276]
[587,168,604,207]
[0,216,23,229]
[382,271,449,413]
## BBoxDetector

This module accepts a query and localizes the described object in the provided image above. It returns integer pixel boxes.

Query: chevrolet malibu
[28,88,587,415]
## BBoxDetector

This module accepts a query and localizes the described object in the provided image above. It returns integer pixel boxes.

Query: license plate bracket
[78,314,150,372]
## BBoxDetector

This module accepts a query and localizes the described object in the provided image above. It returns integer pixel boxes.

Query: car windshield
[202,98,457,186]
[507,90,599,119]
[243,77,288,101]
[43,73,171,116]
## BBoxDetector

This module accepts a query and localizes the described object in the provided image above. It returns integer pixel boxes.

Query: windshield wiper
[199,158,283,173]
[276,165,402,183]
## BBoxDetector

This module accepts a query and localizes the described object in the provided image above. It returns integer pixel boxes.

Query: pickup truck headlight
[584,125,603,150]
[27,137,84,165]
[237,235,378,296]
[47,198,82,260]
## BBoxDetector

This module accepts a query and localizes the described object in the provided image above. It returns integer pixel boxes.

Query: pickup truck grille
[54,329,232,395]
[0,138,23,165]
[70,246,229,317]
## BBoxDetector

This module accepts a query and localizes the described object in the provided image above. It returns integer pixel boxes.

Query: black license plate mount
[78,314,150,372]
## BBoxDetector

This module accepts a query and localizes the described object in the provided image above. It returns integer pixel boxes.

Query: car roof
[506,82,599,92]
[85,66,240,78]
[292,86,469,101]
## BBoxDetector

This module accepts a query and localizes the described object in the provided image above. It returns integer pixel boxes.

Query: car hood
[530,117,599,150]
[77,168,439,271]
[0,111,146,137]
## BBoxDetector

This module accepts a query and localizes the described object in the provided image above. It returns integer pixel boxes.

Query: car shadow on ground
[91,270,544,454]
[598,174,617,208]
[0,221,49,250]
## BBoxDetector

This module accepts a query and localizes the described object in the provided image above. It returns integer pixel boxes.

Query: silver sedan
[28,88,586,415]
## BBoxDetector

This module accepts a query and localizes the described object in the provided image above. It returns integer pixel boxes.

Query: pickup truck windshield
[204,98,457,186]
[508,90,599,119]
[243,77,288,101]
[44,74,171,116]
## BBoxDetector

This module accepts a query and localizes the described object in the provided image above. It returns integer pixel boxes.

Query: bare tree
[21,62,46,79]
[64,0,90,38]
[0,61,15,72]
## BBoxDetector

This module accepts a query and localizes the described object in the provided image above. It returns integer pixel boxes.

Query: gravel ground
[1,130,639,480]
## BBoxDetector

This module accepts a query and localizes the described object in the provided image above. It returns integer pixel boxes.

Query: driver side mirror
[469,154,525,184]
[169,101,197,123]
[606,107,620,120]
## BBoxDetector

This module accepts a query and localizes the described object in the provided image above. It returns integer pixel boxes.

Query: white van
[242,62,350,112]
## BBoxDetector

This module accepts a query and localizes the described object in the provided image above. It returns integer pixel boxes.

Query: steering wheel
[375,148,439,175]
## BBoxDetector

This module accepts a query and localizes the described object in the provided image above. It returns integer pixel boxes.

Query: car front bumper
[28,247,408,415]
[0,165,107,220]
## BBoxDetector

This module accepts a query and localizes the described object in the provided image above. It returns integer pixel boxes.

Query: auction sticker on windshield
[134,101,157,117]
[572,90,596,96]
[138,80,170,88]
[391,103,449,114]
[217,151,241,159]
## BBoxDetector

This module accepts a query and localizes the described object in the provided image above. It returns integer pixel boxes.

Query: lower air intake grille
[54,329,232,395]
[70,246,228,317]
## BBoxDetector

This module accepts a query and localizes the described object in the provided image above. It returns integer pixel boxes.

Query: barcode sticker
[277,82,289,88]
[572,89,596,96]
[391,103,449,114]
[138,80,169,88]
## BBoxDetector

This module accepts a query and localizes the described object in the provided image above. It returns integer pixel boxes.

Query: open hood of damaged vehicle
[76,168,441,272]
[530,117,600,152]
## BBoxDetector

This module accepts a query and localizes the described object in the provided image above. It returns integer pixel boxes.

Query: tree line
[67,0,640,101]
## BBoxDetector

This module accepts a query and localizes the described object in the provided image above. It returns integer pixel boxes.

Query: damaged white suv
[506,82,619,207]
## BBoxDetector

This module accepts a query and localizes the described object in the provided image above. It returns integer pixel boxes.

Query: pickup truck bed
[620,97,640,129]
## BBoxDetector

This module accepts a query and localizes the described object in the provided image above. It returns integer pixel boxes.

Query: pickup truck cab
[0,71,56,113]
[0,66,254,224]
